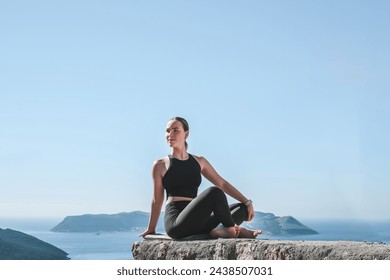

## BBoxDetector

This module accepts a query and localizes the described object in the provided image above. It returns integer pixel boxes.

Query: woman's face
[165,120,188,148]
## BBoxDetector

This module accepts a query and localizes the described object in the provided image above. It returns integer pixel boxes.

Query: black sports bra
[162,154,202,198]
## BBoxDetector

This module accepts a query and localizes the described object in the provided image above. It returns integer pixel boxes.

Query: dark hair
[170,116,189,150]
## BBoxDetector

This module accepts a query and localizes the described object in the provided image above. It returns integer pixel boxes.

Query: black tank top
[162,154,202,198]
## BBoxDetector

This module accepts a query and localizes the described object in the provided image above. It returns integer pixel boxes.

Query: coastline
[1,217,389,260]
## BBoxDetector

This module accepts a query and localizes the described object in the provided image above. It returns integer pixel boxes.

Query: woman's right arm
[139,160,165,238]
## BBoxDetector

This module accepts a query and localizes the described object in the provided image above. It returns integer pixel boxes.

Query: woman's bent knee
[165,227,183,239]
[204,186,224,196]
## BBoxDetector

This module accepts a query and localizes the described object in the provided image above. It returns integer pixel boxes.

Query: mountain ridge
[51,211,318,235]
[0,228,69,260]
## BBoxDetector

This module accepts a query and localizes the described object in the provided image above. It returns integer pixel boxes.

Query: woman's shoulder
[191,154,210,169]
[191,154,207,161]
[191,154,205,161]
[153,154,170,163]
[152,156,170,172]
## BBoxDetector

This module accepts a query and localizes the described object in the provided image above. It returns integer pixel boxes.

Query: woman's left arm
[197,156,255,221]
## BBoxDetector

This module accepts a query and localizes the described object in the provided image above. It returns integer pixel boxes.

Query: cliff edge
[132,239,390,260]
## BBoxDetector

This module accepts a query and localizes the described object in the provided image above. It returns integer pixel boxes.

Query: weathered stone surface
[132,239,390,260]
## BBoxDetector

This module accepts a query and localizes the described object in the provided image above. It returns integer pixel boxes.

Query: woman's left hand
[247,203,255,221]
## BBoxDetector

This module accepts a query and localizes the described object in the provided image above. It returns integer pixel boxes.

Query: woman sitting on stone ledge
[140,117,262,240]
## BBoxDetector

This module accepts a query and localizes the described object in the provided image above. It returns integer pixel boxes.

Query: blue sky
[1,0,389,220]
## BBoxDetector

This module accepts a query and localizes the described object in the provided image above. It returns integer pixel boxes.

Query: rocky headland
[132,239,390,260]
[0,228,69,260]
[51,211,152,232]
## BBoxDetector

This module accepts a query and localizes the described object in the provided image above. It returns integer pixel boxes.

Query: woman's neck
[171,148,189,160]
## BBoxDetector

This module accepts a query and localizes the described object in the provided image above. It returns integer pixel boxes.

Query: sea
[1,218,390,260]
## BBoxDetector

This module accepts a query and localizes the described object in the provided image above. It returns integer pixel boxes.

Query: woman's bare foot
[210,226,237,238]
[235,226,262,238]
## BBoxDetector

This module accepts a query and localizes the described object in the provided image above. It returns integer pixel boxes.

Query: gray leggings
[164,186,248,239]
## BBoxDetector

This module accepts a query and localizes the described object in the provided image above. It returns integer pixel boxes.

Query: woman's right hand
[139,229,156,238]
[139,160,165,239]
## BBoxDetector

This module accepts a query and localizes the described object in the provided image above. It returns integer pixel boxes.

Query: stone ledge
[132,239,390,260]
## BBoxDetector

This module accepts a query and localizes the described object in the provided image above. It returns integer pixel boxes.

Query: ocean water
[265,219,390,244]
[25,231,142,260]
[1,218,389,260]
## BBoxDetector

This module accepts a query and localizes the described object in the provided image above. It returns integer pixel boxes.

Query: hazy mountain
[0,228,69,260]
[242,212,318,235]
[52,211,318,235]
[51,211,162,232]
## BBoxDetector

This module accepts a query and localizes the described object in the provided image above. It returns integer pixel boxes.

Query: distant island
[240,212,318,235]
[51,211,154,232]
[51,211,318,236]
[0,228,69,260]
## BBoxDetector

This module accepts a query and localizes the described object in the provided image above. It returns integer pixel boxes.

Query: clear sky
[1,0,389,220]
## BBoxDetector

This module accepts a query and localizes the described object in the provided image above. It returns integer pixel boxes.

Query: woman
[140,117,262,239]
